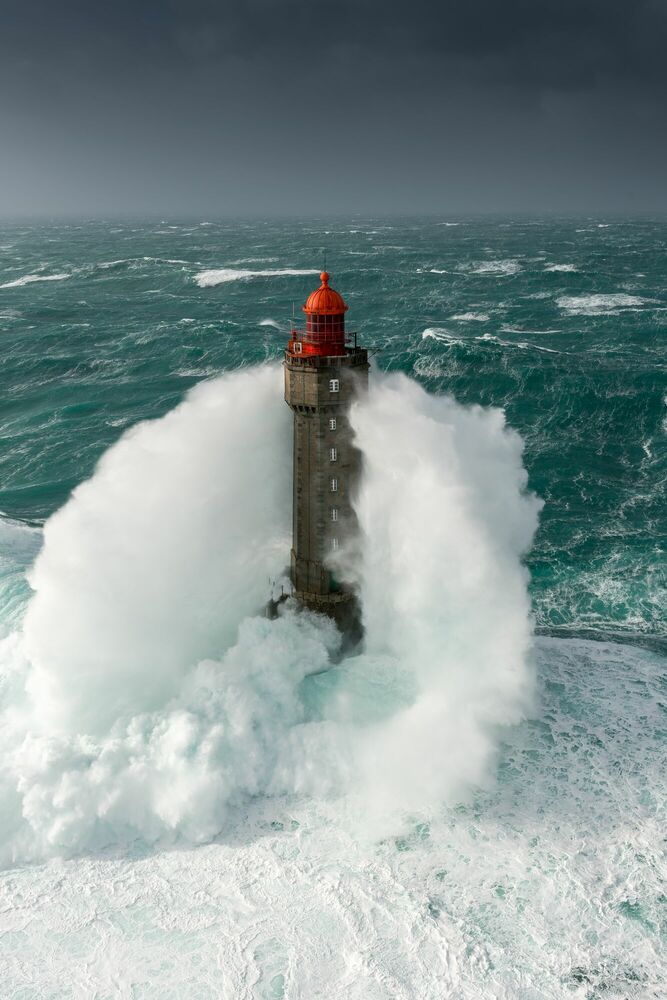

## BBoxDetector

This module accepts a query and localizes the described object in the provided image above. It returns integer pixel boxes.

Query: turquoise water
[2,218,665,643]
[0,219,665,998]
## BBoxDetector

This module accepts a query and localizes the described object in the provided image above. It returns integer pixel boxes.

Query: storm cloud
[1,0,666,215]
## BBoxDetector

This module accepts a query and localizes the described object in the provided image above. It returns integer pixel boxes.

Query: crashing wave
[0,272,70,289]
[0,366,541,862]
[194,268,319,288]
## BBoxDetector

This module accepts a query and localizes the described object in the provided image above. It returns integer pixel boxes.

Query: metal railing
[284,344,367,367]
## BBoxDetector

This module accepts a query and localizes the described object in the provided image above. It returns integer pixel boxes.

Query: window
[331,507,338,522]
[329,417,337,431]
[330,478,338,492]
[293,341,302,353]
[332,538,339,551]
[329,379,340,393]
[329,447,337,462]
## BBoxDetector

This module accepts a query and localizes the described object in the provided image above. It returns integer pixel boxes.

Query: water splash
[0,365,541,863]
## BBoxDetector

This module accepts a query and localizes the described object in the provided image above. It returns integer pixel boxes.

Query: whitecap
[500,325,560,335]
[544,263,578,273]
[0,272,70,289]
[557,294,648,315]
[421,327,463,344]
[195,268,319,288]
[462,260,522,276]
[450,312,490,322]
[477,333,561,354]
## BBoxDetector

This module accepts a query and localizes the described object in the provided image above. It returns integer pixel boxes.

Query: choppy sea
[0,218,665,998]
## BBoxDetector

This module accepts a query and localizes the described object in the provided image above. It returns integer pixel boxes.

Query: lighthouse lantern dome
[303,272,348,316]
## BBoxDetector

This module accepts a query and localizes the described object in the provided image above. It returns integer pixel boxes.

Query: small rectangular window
[331,507,338,522]
[330,478,338,492]
[293,341,302,353]
[329,379,340,393]
[329,418,337,431]
[332,538,339,551]
[329,447,337,462]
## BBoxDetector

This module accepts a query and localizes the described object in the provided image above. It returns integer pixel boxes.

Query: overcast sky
[1,0,666,217]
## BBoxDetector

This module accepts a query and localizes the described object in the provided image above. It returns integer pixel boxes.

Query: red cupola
[288,271,349,357]
[303,271,348,317]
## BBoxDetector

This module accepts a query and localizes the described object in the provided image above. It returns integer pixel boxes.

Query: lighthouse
[284,271,369,629]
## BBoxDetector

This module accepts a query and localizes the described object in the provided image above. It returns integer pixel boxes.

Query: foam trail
[0,272,70,289]
[0,366,541,862]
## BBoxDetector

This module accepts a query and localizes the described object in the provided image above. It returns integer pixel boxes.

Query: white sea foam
[544,263,578,272]
[557,293,648,315]
[463,260,522,276]
[477,333,561,354]
[0,364,540,862]
[259,318,285,330]
[0,272,70,289]
[421,327,462,343]
[0,635,664,997]
[412,356,450,378]
[195,268,319,287]
[450,312,490,322]
[347,375,541,818]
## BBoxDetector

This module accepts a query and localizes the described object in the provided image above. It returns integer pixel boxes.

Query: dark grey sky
[1,0,666,216]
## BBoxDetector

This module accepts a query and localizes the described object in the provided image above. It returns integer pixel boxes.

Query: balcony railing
[284,343,367,367]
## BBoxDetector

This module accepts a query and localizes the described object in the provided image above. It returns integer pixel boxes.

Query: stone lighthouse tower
[284,271,369,627]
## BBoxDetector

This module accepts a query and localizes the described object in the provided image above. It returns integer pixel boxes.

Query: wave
[421,327,464,344]
[194,268,319,287]
[544,263,578,272]
[0,272,70,289]
[557,293,649,315]
[421,327,560,354]
[462,260,522,276]
[97,257,195,271]
[450,312,490,322]
[477,332,561,354]
[0,365,540,861]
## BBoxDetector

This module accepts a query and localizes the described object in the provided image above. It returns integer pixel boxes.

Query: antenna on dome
[323,248,327,272]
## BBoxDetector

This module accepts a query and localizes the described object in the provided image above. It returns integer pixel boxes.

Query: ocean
[0,218,665,998]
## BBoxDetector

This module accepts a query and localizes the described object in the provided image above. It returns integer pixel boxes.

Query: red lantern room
[288,272,349,357]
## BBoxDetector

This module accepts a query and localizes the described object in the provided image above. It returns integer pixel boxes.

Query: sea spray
[23,366,292,734]
[348,373,542,816]
[0,365,541,862]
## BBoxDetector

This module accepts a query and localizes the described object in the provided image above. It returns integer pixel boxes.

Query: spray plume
[0,365,541,863]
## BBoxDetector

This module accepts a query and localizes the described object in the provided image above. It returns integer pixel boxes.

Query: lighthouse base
[296,589,362,644]
[267,589,363,651]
